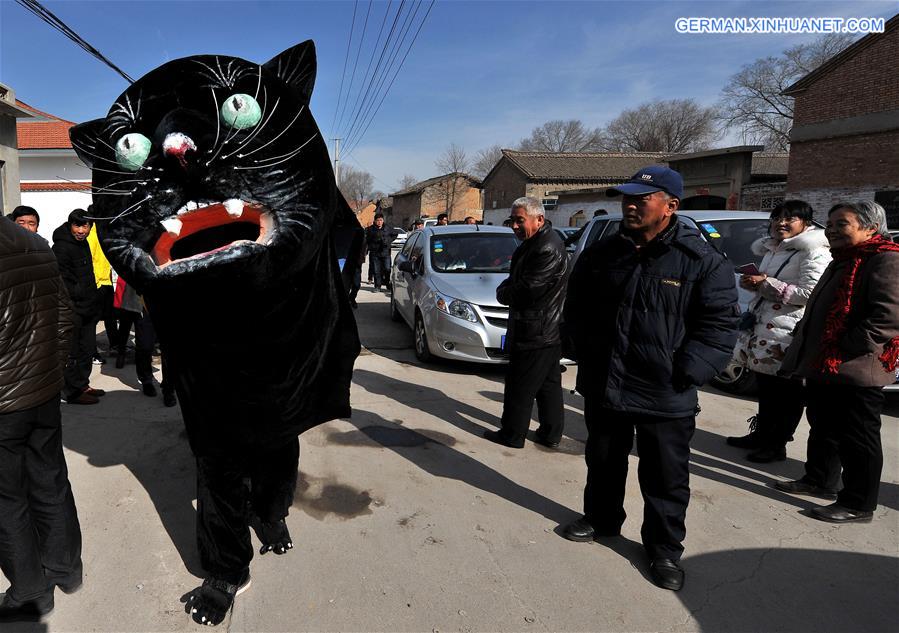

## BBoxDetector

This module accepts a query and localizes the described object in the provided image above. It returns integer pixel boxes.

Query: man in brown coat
[0,216,83,619]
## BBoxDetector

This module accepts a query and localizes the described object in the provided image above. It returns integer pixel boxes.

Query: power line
[344,0,435,158]
[330,1,358,135]
[16,0,134,83]
[335,0,373,135]
[340,0,407,148]
[339,0,398,143]
[345,0,420,150]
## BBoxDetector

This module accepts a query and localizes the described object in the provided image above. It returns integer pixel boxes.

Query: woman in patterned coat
[727,201,831,462]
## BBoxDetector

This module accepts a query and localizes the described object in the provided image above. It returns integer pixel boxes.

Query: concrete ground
[4,276,898,633]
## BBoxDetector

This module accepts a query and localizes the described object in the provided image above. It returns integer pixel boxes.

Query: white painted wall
[19,153,90,182]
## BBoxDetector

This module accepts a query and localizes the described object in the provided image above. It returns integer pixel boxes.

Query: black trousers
[0,398,82,601]
[370,254,391,289]
[499,344,564,446]
[754,372,806,446]
[97,285,117,349]
[803,381,885,511]
[133,311,174,394]
[195,439,299,584]
[63,315,97,399]
[583,399,694,561]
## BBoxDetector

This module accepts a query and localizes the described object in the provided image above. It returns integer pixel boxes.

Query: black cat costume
[69,41,361,625]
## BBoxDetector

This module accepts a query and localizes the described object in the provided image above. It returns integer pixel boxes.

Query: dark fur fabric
[70,42,360,457]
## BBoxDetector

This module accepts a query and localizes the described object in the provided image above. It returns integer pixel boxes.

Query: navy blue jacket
[564,218,739,418]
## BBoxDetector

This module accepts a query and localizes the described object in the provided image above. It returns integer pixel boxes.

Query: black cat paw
[180,572,250,626]
[256,518,294,555]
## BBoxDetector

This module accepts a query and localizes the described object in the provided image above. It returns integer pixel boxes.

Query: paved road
[6,279,898,632]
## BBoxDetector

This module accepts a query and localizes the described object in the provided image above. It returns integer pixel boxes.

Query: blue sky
[1,0,895,192]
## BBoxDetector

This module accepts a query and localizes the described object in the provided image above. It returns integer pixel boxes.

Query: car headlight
[435,294,478,323]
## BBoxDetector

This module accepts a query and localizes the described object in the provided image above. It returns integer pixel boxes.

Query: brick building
[784,13,899,226]
[391,172,482,228]
[480,150,666,225]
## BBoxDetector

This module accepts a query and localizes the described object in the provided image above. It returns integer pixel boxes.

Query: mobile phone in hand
[737,263,761,275]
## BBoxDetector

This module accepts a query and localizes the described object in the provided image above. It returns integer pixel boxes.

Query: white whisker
[233,133,318,170]
[72,141,119,167]
[209,87,222,152]
[253,133,317,163]
[232,105,304,160]
[110,195,153,224]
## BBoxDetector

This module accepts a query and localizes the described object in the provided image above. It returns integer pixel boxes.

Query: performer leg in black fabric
[249,439,299,555]
[186,440,299,625]
[186,457,253,626]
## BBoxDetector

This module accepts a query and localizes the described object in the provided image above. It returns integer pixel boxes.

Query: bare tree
[397,173,419,191]
[603,99,719,152]
[339,165,374,207]
[518,119,605,152]
[472,144,504,178]
[717,33,854,151]
[435,142,470,174]
[426,143,473,218]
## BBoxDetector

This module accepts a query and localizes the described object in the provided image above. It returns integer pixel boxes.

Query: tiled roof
[15,100,76,150]
[751,153,789,176]
[498,150,669,181]
[21,181,90,192]
[392,172,481,197]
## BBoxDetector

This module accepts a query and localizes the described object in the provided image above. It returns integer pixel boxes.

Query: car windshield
[429,233,519,273]
[693,219,770,268]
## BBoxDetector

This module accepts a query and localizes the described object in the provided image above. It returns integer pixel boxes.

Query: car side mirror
[398,260,414,274]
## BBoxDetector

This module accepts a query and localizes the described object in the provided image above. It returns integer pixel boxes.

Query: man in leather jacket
[365,213,396,292]
[0,217,83,619]
[484,197,569,449]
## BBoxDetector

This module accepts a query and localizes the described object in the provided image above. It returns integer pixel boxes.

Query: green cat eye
[221,93,262,130]
[115,133,152,171]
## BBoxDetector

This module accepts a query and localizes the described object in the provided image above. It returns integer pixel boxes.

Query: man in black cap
[562,166,739,591]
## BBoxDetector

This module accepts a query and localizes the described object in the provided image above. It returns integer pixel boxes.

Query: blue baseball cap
[607,165,684,199]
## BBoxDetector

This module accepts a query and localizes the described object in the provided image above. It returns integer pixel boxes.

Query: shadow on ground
[678,549,898,631]
[329,410,579,525]
[61,391,201,577]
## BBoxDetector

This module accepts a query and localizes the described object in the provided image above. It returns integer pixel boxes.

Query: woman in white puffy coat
[727,201,831,462]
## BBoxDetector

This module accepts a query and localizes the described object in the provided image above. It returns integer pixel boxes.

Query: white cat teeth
[224,198,244,218]
[160,217,183,237]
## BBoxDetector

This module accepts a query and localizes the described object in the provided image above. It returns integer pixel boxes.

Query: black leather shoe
[533,435,560,449]
[142,382,158,397]
[811,503,873,523]
[746,446,786,463]
[774,479,838,499]
[0,592,54,621]
[650,558,684,591]
[561,517,595,542]
[483,429,524,449]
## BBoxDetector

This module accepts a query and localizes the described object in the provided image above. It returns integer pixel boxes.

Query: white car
[390,225,519,363]
[391,228,408,248]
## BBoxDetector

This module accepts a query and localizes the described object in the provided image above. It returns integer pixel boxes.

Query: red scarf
[816,234,899,375]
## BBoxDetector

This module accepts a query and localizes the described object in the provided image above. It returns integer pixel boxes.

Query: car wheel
[414,311,432,362]
[390,289,402,322]
[712,359,758,395]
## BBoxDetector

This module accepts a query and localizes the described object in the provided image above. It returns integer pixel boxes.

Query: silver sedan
[390,225,519,363]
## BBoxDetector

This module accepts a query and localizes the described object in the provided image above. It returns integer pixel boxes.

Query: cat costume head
[70,42,361,455]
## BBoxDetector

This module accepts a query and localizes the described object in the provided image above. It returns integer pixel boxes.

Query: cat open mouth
[152,199,275,268]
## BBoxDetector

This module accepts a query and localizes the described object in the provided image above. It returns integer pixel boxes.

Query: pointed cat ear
[263,40,317,104]
[69,119,107,168]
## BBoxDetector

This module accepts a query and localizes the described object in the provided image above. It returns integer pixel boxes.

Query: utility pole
[332,138,341,186]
